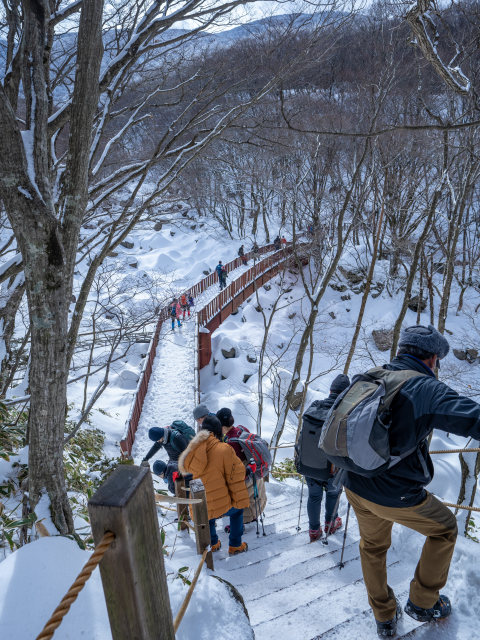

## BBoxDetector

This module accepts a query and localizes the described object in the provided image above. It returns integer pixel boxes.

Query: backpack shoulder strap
[366,367,426,412]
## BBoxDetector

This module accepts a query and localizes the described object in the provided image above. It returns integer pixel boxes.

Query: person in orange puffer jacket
[179,415,249,555]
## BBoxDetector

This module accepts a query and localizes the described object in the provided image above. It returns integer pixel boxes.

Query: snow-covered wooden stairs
[213,490,427,640]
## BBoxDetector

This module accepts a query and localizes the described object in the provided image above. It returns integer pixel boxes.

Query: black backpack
[295,400,332,481]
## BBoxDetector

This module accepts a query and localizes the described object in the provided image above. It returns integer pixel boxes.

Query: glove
[141,460,150,468]
[247,462,256,475]
[245,466,253,478]
[172,471,180,483]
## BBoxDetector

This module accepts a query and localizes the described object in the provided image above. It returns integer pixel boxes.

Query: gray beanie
[398,324,450,359]
[193,403,209,420]
[330,374,350,394]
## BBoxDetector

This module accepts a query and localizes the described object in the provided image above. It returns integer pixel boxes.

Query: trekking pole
[253,475,266,537]
[250,459,260,536]
[338,502,351,570]
[296,478,305,532]
[322,487,343,546]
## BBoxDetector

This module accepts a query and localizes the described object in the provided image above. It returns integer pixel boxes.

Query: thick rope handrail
[270,445,480,455]
[35,531,115,640]
[430,447,480,454]
[173,547,209,632]
[442,502,480,513]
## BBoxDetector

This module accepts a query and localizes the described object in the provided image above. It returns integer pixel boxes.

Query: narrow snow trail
[132,316,196,463]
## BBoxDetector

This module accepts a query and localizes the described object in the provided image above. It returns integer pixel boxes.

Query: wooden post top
[89,464,149,508]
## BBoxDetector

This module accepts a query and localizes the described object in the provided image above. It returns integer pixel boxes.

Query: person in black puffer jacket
[142,426,187,463]
[303,374,350,542]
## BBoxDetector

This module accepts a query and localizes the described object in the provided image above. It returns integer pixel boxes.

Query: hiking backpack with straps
[230,427,272,479]
[295,401,333,481]
[170,420,196,450]
[319,367,427,478]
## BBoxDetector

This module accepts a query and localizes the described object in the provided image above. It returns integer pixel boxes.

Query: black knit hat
[330,374,350,394]
[216,407,233,427]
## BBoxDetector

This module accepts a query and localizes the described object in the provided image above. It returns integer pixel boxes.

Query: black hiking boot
[404,595,452,622]
[376,600,402,637]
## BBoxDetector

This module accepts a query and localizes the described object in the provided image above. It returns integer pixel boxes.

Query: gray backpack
[319,367,426,477]
[229,427,272,479]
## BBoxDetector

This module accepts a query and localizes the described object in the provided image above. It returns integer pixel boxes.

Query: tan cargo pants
[346,489,457,622]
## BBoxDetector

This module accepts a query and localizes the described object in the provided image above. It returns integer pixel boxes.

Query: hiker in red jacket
[180,293,190,319]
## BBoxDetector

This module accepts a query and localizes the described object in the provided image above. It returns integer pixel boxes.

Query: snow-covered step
[250,560,418,639]
[312,591,426,640]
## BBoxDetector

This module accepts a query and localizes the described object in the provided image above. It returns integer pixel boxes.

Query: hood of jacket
[382,354,436,377]
[178,429,214,475]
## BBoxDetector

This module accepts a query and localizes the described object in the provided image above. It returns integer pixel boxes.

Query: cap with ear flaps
[398,324,450,359]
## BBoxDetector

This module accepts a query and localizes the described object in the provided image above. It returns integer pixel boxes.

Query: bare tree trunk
[457,443,480,536]
[390,189,440,359]
[0,274,25,393]
[270,138,370,450]
[0,0,104,533]
[416,253,424,325]
[343,194,385,375]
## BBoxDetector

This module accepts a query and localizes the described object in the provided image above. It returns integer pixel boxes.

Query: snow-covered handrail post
[88,465,175,640]
[190,479,214,571]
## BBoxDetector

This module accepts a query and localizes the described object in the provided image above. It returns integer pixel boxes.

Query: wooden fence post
[190,478,214,570]
[175,477,188,530]
[88,465,175,640]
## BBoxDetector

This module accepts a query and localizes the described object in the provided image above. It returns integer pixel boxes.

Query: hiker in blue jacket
[215,261,227,290]
[343,324,480,636]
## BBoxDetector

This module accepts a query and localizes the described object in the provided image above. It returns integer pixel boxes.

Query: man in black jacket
[344,324,480,636]
[304,374,350,542]
[142,426,187,464]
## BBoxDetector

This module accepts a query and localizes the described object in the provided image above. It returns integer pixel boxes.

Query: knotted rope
[173,547,209,632]
[35,531,115,640]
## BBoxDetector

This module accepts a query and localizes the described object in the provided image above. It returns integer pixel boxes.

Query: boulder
[372,329,394,352]
[83,223,96,230]
[221,347,236,359]
[128,260,138,268]
[338,265,364,284]
[120,240,134,249]
[191,225,196,230]
[341,294,351,301]
[288,312,296,319]
[170,231,175,236]
[263,284,271,291]
[408,296,427,313]
[329,283,347,293]
[247,354,257,363]
[231,308,239,315]
[243,374,253,383]
[329,311,336,319]
[71,294,76,303]
[107,251,118,257]
[154,222,163,231]
[433,262,445,275]
[290,391,304,410]
[255,305,263,312]
[203,270,210,276]
[453,348,479,363]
